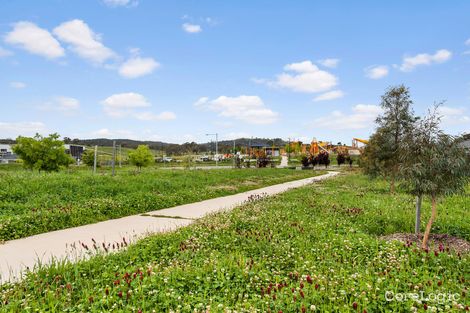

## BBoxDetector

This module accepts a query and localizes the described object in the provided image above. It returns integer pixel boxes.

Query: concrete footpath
[0,171,339,282]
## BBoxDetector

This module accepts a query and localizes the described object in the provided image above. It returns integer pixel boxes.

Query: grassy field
[1,172,468,312]
[0,167,324,241]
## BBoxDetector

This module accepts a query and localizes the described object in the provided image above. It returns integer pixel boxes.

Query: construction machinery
[352,138,369,148]
[309,138,331,155]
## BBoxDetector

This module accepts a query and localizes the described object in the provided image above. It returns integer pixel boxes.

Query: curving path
[0,171,339,283]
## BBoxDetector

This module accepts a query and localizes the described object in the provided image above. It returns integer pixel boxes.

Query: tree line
[1,137,288,156]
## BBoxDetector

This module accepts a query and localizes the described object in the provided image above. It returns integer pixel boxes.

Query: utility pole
[233,139,236,168]
[119,145,122,168]
[93,145,98,174]
[249,136,252,158]
[288,137,291,164]
[206,133,218,167]
[112,140,116,176]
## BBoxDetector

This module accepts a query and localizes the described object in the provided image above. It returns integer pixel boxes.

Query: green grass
[1,172,468,312]
[0,167,324,241]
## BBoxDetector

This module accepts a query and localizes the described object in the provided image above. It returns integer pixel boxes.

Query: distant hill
[0,137,290,155]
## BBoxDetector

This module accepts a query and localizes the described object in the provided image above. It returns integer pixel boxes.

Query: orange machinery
[309,138,331,155]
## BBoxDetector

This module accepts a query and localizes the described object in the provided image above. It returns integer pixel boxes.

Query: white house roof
[0,144,13,151]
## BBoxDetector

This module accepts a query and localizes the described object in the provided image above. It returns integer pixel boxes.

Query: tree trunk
[415,195,422,235]
[422,195,437,249]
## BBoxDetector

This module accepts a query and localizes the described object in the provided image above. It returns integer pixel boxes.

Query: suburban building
[0,144,18,164]
[64,144,85,160]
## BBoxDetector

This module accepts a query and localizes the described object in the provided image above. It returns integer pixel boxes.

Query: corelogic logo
[385,290,460,304]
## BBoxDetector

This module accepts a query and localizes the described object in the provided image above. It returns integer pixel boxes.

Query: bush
[300,155,310,167]
[336,153,346,166]
[128,145,154,171]
[13,133,74,172]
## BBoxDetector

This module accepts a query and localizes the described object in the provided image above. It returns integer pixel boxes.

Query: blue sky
[1,0,469,144]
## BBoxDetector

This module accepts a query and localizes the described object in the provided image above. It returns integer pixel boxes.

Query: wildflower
[306,275,313,284]
[300,282,304,289]
[353,302,358,309]
[118,291,123,298]
[437,281,442,286]
[105,288,109,296]
[300,290,305,298]
[424,304,428,310]
[88,296,94,303]
[310,305,316,311]
[315,284,319,290]
[301,305,306,313]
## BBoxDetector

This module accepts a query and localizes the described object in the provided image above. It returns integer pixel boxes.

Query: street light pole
[112,140,116,176]
[206,133,218,167]
[233,139,236,168]
[288,137,291,164]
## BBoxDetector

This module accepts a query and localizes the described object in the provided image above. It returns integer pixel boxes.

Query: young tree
[128,145,154,171]
[361,127,395,179]
[13,133,74,172]
[400,106,470,248]
[363,85,417,193]
[81,149,96,167]
[336,153,346,166]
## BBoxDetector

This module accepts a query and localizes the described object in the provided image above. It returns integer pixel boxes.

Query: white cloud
[102,0,137,7]
[53,19,115,64]
[194,95,279,125]
[260,60,338,93]
[38,96,80,115]
[313,90,344,102]
[365,65,389,79]
[118,57,160,78]
[9,81,26,89]
[193,97,209,107]
[0,121,46,138]
[54,96,80,111]
[318,58,340,68]
[101,92,175,121]
[283,60,318,73]
[437,106,470,126]
[182,23,202,33]
[93,128,112,136]
[92,128,136,138]
[312,104,382,130]
[0,46,13,57]
[133,111,176,121]
[224,132,251,140]
[399,49,452,72]
[465,38,470,46]
[4,21,65,59]
[101,92,150,117]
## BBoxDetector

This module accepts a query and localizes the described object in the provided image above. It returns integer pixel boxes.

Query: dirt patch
[381,233,470,254]
[345,207,363,216]
[208,185,238,191]
[241,180,259,186]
